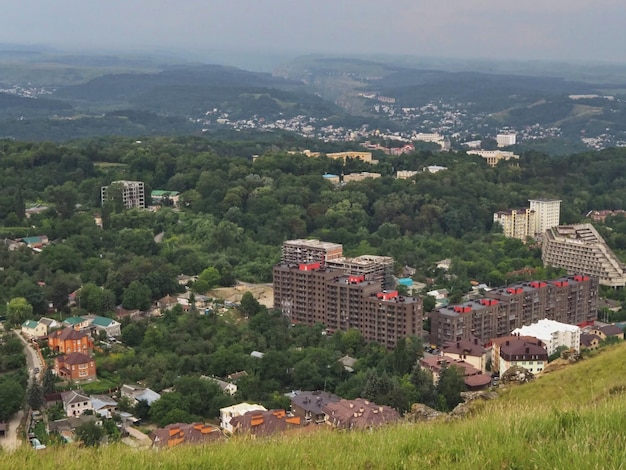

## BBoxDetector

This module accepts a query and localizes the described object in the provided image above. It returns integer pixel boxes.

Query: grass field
[4,342,626,469]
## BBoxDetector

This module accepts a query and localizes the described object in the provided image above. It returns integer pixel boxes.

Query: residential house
[83,315,122,337]
[20,235,49,251]
[157,295,179,314]
[590,324,624,341]
[498,339,548,375]
[48,415,99,443]
[490,336,543,374]
[580,333,602,350]
[115,305,142,321]
[54,352,97,381]
[290,391,341,424]
[62,316,91,330]
[48,327,93,354]
[176,274,198,286]
[227,371,248,382]
[38,317,59,333]
[338,355,358,373]
[60,390,93,417]
[441,337,488,373]
[151,423,222,448]
[220,403,267,434]
[322,398,400,430]
[21,320,47,338]
[230,409,301,436]
[201,376,237,396]
[120,384,161,406]
[91,395,118,418]
[419,356,491,390]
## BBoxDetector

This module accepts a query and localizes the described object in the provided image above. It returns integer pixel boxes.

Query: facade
[101,180,145,209]
[496,133,517,147]
[281,239,343,266]
[542,224,626,287]
[441,337,488,372]
[322,398,400,430]
[85,315,122,337]
[48,328,93,354]
[429,276,598,346]
[493,208,536,241]
[220,403,267,434]
[343,172,381,183]
[55,352,97,381]
[490,336,543,374]
[396,170,418,179]
[529,198,561,235]
[230,409,301,436]
[326,151,376,164]
[21,320,47,338]
[498,339,548,375]
[60,390,93,417]
[589,324,624,341]
[580,333,601,350]
[290,391,341,424]
[511,319,581,355]
[467,150,520,167]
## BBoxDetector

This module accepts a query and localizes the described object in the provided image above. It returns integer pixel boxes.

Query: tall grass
[5,343,626,470]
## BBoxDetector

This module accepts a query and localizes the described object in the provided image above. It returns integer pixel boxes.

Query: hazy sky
[1,0,625,63]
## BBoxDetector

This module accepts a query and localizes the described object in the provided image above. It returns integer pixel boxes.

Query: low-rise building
[343,172,381,183]
[289,391,341,424]
[120,384,161,406]
[467,149,520,167]
[220,403,267,434]
[21,320,47,338]
[60,390,93,417]
[90,395,118,418]
[83,315,122,337]
[589,324,624,341]
[54,352,96,381]
[48,327,93,355]
[511,319,581,354]
[230,409,301,436]
[498,339,548,375]
[201,376,237,396]
[151,422,222,448]
[418,355,491,390]
[322,398,400,430]
[441,337,488,373]
[580,333,601,350]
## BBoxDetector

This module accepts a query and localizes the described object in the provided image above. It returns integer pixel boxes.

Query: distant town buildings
[396,170,418,179]
[467,150,520,167]
[494,198,560,240]
[325,151,377,164]
[542,224,626,287]
[343,172,381,183]
[101,180,145,209]
[529,198,562,236]
[429,275,598,346]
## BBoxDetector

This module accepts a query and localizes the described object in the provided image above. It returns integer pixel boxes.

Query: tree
[6,297,33,327]
[79,283,116,315]
[0,379,25,421]
[42,368,56,396]
[436,365,466,411]
[27,379,44,410]
[122,281,153,311]
[75,420,104,447]
[239,291,262,317]
[198,267,221,290]
[49,181,79,219]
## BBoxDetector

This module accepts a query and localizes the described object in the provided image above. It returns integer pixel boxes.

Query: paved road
[13,329,45,382]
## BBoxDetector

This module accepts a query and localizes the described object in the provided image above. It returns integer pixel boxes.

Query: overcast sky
[1,0,625,63]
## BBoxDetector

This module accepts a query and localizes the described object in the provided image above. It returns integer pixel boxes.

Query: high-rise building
[429,275,598,346]
[542,224,626,287]
[326,255,395,290]
[529,198,561,235]
[280,239,343,266]
[101,180,145,209]
[493,208,536,240]
[496,133,517,147]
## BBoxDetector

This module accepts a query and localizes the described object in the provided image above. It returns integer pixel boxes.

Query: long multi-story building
[101,180,145,209]
[326,255,395,290]
[467,150,519,167]
[273,263,422,349]
[493,208,536,240]
[429,275,598,346]
[542,224,626,287]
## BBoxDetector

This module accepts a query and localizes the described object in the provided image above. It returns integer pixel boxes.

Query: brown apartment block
[274,264,422,349]
[429,275,598,346]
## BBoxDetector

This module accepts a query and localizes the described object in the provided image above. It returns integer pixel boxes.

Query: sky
[1,0,625,64]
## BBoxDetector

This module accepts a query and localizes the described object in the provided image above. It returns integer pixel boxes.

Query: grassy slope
[5,343,626,469]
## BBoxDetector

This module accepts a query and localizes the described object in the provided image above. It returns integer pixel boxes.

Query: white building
[220,403,267,433]
[511,319,581,355]
[467,150,520,167]
[396,170,418,179]
[60,390,93,417]
[497,133,517,147]
[529,198,561,236]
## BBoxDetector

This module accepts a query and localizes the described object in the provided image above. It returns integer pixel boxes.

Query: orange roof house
[230,409,301,437]
[55,352,96,381]
[48,327,93,354]
[150,423,223,448]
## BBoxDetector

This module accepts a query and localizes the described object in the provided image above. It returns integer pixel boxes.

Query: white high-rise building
[529,198,561,236]
[497,133,517,147]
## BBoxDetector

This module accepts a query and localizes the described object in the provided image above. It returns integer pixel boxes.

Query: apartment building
[281,239,343,266]
[493,208,536,240]
[326,255,395,290]
[511,319,581,355]
[542,224,626,287]
[496,133,517,147]
[529,198,561,235]
[429,275,598,346]
[273,264,422,349]
[101,180,145,209]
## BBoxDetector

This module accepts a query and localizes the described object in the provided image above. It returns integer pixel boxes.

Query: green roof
[22,320,38,329]
[64,316,84,325]
[151,190,180,197]
[91,316,114,327]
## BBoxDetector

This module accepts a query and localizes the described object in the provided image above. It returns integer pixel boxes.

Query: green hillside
[4,343,626,469]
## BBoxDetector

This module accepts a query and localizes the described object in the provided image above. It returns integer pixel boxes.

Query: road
[13,329,45,382]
